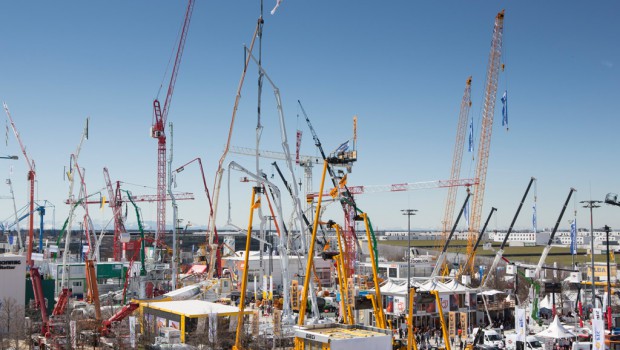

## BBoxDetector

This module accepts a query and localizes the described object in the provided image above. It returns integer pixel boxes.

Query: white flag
[515,308,526,342]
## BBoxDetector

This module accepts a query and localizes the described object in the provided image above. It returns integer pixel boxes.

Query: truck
[505,334,545,350]
[471,328,505,349]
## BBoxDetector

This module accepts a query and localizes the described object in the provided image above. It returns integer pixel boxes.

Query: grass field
[378,239,611,267]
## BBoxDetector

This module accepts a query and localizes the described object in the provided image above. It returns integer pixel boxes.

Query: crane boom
[467,10,505,271]
[442,77,472,238]
[431,192,471,278]
[481,177,535,288]
[3,103,49,331]
[104,168,127,261]
[151,0,195,244]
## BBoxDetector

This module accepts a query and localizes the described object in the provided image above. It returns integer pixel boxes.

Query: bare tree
[0,297,25,350]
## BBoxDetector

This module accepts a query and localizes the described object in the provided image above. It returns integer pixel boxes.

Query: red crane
[151,0,195,243]
[104,167,127,261]
[3,103,49,332]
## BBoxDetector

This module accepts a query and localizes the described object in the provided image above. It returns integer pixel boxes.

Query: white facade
[0,254,26,307]
[491,231,550,246]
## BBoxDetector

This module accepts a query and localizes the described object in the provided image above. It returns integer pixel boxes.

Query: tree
[0,297,25,350]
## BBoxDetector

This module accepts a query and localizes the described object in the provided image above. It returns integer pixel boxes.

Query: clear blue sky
[0,1,618,234]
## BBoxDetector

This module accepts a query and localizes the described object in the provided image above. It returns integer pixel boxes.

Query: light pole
[401,209,417,317]
[604,193,620,328]
[581,200,601,312]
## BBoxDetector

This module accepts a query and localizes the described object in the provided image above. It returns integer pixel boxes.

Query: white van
[471,328,505,349]
[505,334,545,350]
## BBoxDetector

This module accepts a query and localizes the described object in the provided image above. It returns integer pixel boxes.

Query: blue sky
[0,1,618,234]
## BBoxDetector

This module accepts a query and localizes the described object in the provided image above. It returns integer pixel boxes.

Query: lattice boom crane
[151,0,195,243]
[467,10,505,272]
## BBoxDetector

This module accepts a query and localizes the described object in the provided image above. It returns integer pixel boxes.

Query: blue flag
[468,117,474,153]
[532,204,537,234]
[570,219,577,255]
[334,140,349,153]
[501,90,508,127]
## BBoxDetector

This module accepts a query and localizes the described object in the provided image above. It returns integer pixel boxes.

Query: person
[401,321,407,339]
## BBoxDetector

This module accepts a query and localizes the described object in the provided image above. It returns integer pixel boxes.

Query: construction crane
[103,167,128,261]
[307,178,478,199]
[480,177,535,288]
[430,192,471,278]
[442,77,472,241]
[299,100,359,275]
[3,102,50,334]
[173,158,220,276]
[151,0,195,244]
[467,10,505,273]
[66,190,194,205]
[229,145,322,199]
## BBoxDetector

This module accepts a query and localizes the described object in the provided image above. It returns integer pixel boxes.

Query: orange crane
[466,10,505,274]
[441,77,472,239]
[151,0,195,244]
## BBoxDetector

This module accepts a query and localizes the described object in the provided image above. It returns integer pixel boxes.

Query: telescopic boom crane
[431,191,471,278]
[481,177,535,288]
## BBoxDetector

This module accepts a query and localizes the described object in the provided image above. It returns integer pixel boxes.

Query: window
[72,281,82,287]
[389,268,398,278]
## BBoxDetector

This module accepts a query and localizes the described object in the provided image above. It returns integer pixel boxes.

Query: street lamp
[0,155,18,160]
[581,200,602,311]
[401,209,417,316]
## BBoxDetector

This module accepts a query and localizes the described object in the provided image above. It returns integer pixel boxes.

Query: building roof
[144,300,252,318]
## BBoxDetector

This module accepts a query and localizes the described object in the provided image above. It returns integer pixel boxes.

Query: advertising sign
[449,312,456,338]
[515,308,526,342]
[460,312,468,339]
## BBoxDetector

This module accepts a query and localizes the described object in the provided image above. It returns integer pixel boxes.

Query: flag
[334,140,349,153]
[100,196,107,211]
[270,0,282,15]
[501,90,508,128]
[532,204,537,233]
[515,308,526,342]
[295,130,302,165]
[468,117,474,153]
[464,198,470,230]
[570,219,577,255]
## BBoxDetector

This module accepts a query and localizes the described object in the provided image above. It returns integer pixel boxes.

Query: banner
[464,292,470,307]
[593,307,602,321]
[263,275,268,300]
[449,312,456,338]
[295,130,302,165]
[570,219,577,255]
[70,320,77,349]
[468,117,474,153]
[209,312,218,343]
[592,319,605,350]
[129,316,136,348]
[501,90,508,128]
[532,204,537,233]
[394,296,406,314]
[515,308,526,342]
[274,309,282,336]
[460,312,468,339]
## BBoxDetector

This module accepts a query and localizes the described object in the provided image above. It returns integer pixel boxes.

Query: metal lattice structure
[467,10,505,274]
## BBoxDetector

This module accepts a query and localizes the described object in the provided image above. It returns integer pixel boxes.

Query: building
[48,261,125,298]
[221,252,334,293]
[490,231,550,246]
[0,254,26,306]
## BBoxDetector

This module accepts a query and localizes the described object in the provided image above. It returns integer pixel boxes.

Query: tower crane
[307,178,478,199]
[229,145,322,200]
[61,117,88,290]
[467,10,505,273]
[103,167,127,261]
[3,102,50,333]
[442,77,472,239]
[298,100,359,275]
[151,0,195,244]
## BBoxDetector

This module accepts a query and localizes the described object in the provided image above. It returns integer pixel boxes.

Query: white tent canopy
[535,315,575,339]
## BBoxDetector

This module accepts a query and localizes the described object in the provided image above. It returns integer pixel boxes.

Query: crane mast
[104,167,127,261]
[442,77,472,238]
[151,0,195,244]
[467,10,505,270]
